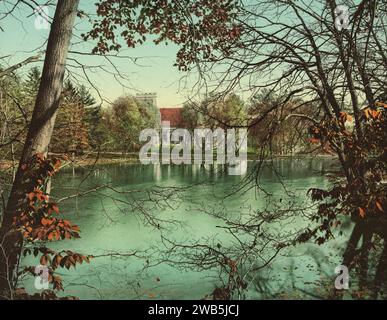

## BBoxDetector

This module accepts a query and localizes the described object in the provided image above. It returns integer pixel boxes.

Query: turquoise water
[21,158,352,299]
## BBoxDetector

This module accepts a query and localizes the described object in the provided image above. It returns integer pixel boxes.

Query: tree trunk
[0,0,79,299]
[372,241,387,299]
[359,230,372,289]
[342,221,363,267]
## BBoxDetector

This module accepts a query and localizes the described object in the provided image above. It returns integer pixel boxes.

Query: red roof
[159,108,182,127]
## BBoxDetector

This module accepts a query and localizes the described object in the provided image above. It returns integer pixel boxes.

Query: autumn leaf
[371,110,381,119]
[41,217,52,226]
[376,201,383,212]
[71,225,80,232]
[375,101,387,108]
[53,255,63,269]
[40,255,48,265]
[52,203,59,214]
[358,207,365,218]
[309,138,320,144]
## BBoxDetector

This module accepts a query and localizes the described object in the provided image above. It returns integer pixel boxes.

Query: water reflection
[20,158,344,299]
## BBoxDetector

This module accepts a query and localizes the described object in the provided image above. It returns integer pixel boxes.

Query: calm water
[21,158,352,299]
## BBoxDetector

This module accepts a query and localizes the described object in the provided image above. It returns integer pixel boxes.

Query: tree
[50,81,90,154]
[202,93,247,129]
[24,67,41,98]
[102,95,158,152]
[76,84,96,107]
[0,69,26,177]
[185,0,387,297]
[248,91,315,155]
[181,102,203,131]
[84,105,104,150]
[0,0,80,298]
[83,0,242,71]
[0,0,242,299]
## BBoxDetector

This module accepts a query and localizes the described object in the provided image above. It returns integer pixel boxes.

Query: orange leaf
[52,204,59,214]
[41,217,52,226]
[376,201,383,212]
[358,207,365,218]
[309,138,320,144]
[371,110,380,119]
[375,101,387,108]
[71,225,80,232]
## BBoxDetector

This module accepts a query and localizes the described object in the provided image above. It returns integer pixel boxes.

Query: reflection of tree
[148,187,317,299]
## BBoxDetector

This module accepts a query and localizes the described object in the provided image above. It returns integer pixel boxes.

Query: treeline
[180,92,316,155]
[0,67,159,158]
[1,67,315,159]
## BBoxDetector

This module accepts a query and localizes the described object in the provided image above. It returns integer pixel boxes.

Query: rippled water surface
[21,158,351,299]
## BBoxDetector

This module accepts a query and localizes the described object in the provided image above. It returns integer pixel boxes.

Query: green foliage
[0,66,35,159]
[247,91,315,155]
[101,95,159,152]
[85,105,104,149]
[24,67,41,97]
[202,93,247,129]
[50,81,95,154]
[0,68,162,156]
[181,102,203,131]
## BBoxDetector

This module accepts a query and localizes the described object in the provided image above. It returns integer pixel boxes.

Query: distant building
[136,92,158,108]
[159,108,183,128]
[136,93,183,128]
[136,92,160,125]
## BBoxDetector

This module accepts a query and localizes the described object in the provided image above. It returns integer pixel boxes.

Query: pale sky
[0,1,198,108]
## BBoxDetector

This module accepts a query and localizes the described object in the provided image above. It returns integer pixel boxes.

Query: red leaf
[52,204,59,214]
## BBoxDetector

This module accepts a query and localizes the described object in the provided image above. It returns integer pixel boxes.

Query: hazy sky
[0,1,197,108]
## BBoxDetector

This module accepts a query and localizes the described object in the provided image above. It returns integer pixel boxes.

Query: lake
[21,158,352,299]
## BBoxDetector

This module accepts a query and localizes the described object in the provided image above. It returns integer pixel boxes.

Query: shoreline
[0,152,337,170]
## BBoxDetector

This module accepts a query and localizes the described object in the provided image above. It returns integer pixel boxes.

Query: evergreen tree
[24,67,41,97]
